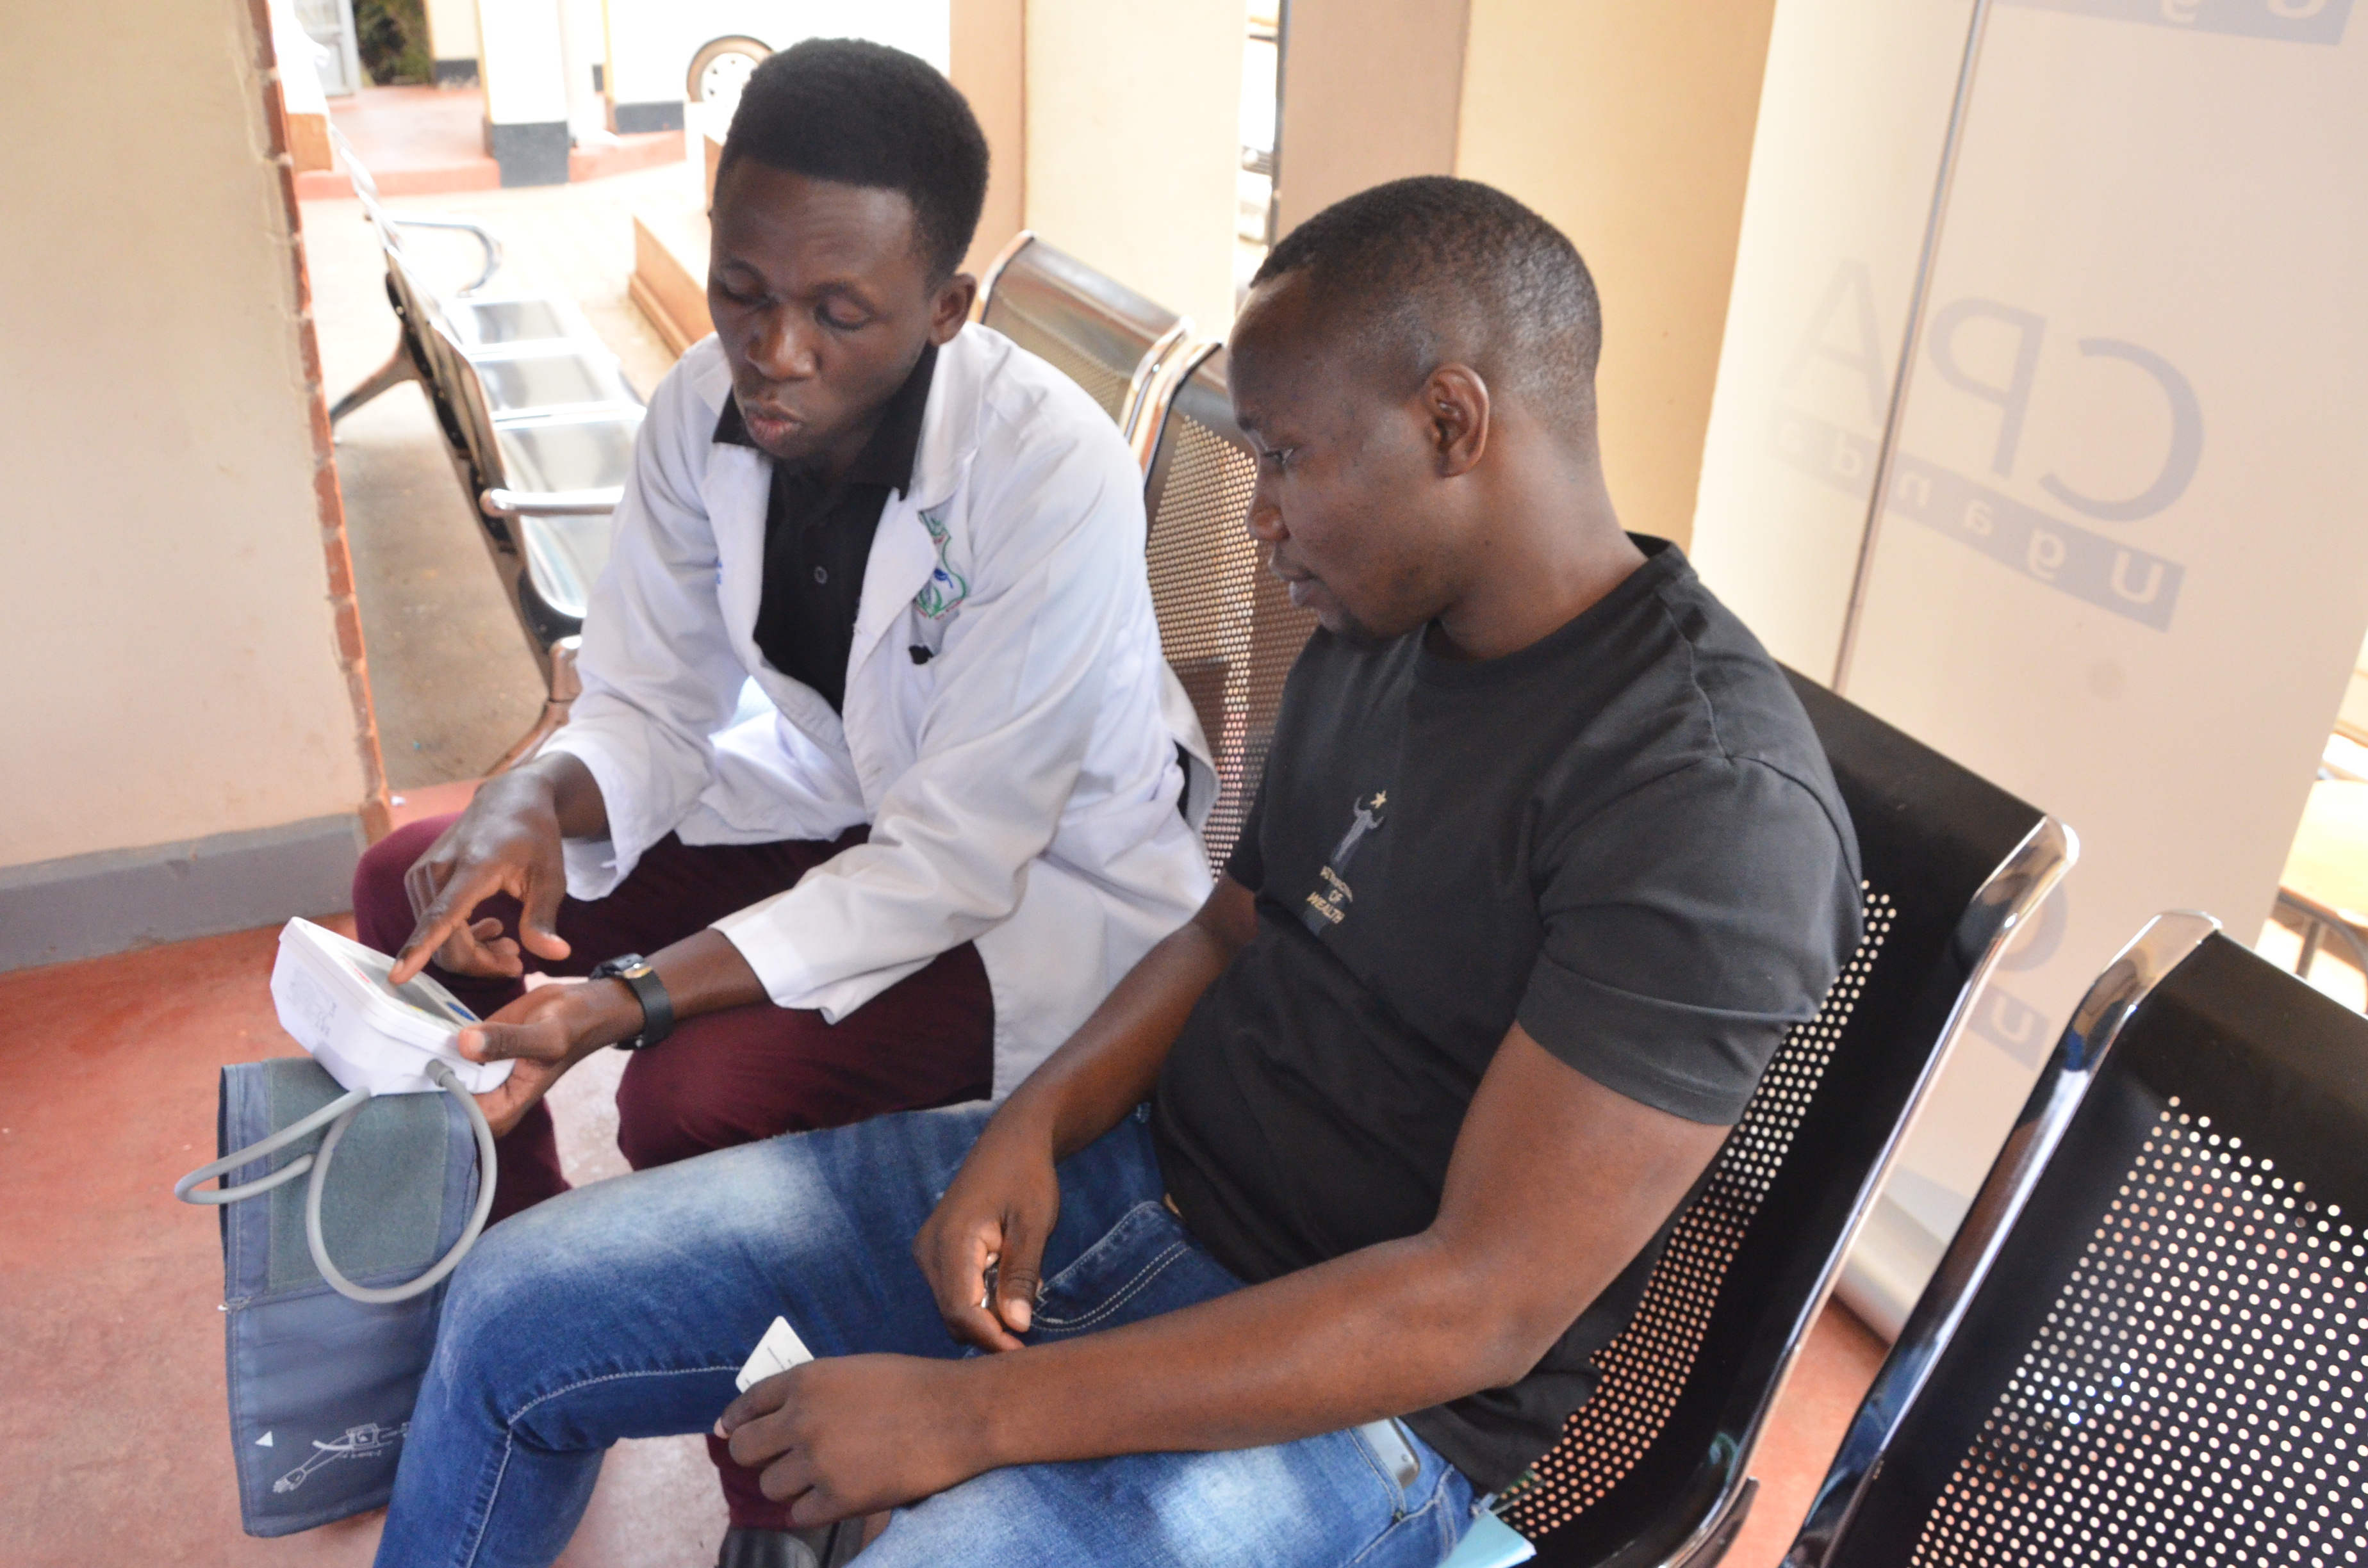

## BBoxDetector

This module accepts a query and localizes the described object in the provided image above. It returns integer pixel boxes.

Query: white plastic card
[736,1316,816,1392]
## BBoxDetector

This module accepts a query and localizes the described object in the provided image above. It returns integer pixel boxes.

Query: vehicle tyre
[687,35,769,118]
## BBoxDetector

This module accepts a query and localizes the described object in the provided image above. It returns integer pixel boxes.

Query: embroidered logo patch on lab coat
[914,510,970,619]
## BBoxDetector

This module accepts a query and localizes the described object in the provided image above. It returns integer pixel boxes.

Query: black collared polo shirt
[714,342,937,713]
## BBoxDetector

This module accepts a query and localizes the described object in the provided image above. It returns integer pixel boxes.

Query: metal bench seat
[460,344,639,418]
[325,128,648,772]
[381,245,600,362]
[333,122,502,296]
[513,509,615,633]
[432,295,587,350]
[1782,913,2368,1568]
[429,322,643,640]
[976,230,1192,449]
[475,410,641,501]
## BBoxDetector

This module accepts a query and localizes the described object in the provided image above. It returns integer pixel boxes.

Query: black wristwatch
[586,953,675,1051]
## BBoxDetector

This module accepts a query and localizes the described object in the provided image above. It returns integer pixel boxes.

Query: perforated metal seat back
[1139,348,1318,874]
[1821,933,2368,1568]
[980,237,1180,425]
[1509,673,2050,1565]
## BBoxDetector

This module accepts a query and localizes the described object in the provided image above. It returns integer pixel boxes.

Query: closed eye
[1258,447,1297,473]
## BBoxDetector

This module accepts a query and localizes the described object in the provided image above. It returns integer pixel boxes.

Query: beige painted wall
[951,0,1026,280]
[1023,0,1242,334]
[1274,0,1469,236]
[0,0,372,867]
[1456,0,1780,549]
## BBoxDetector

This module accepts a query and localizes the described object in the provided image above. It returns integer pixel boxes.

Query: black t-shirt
[1150,539,1862,1491]
[714,343,937,712]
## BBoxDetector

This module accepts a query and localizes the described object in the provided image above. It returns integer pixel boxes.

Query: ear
[930,272,978,345]
[1423,364,1490,478]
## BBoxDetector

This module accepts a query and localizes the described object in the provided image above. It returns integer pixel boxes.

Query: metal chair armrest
[481,487,621,518]
[392,216,503,293]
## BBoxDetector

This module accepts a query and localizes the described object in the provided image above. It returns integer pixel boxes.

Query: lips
[1269,556,1321,609]
[734,390,806,439]
[741,404,803,436]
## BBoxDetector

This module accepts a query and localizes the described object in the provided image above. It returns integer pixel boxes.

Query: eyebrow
[712,256,880,306]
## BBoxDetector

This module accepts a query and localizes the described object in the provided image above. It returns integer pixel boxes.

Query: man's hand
[721,1356,992,1526]
[458,978,643,1136]
[913,1112,1062,1351]
[902,878,1258,1353]
[391,755,605,984]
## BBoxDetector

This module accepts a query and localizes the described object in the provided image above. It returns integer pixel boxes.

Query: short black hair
[719,38,989,282]
[1252,177,1602,430]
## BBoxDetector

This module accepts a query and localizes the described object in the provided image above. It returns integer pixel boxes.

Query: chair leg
[329,339,423,426]
[484,637,582,776]
[484,698,571,776]
[2298,919,2325,980]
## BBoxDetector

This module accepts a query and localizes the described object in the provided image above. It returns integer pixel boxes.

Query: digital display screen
[331,938,481,1026]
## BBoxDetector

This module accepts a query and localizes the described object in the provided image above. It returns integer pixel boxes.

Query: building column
[476,0,569,185]
[601,0,685,135]
[423,0,479,85]
[554,0,607,145]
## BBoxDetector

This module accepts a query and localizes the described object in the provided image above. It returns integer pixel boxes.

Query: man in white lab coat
[350,38,1210,1543]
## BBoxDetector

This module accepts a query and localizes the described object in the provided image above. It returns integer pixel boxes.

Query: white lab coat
[544,326,1216,1095]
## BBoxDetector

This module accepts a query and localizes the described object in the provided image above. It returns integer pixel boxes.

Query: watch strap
[588,954,674,1050]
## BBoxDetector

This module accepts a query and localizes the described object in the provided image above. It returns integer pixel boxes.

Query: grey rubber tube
[304,1058,499,1305]
[172,1086,372,1205]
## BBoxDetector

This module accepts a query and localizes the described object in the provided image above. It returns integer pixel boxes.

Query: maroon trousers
[352,814,995,1528]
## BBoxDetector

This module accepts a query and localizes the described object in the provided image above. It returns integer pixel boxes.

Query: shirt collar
[712,341,939,496]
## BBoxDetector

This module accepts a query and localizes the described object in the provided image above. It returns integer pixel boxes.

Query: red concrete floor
[297,86,684,200]
[307,85,498,198]
[0,907,1886,1566]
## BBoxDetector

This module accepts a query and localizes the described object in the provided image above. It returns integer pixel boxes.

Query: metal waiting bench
[976,230,1193,462]
[1782,913,2368,1567]
[325,127,643,770]
[1126,339,2080,1567]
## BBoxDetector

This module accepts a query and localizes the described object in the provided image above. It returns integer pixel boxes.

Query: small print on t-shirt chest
[1299,788,1389,935]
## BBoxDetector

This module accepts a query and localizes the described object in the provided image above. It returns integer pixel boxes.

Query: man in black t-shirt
[1151,523,1859,1483]
[377,177,1859,1568]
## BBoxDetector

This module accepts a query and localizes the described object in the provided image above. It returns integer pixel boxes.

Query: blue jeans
[375,1104,1477,1567]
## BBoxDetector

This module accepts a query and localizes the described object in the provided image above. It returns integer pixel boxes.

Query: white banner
[1693,0,2368,1327]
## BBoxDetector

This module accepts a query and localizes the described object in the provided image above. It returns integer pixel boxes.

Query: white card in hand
[735,1315,816,1392]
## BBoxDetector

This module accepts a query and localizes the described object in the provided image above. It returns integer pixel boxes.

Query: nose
[744,307,819,383]
[1245,471,1286,544]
